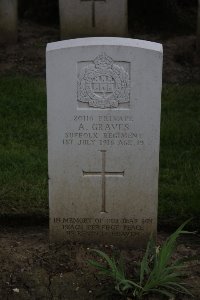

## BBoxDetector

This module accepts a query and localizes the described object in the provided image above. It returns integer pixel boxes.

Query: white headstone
[0,0,18,44]
[47,38,163,248]
[59,0,128,39]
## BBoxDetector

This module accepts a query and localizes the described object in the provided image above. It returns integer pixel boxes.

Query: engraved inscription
[82,150,124,213]
[78,53,130,109]
[81,0,106,27]
[63,114,144,147]
[53,217,154,239]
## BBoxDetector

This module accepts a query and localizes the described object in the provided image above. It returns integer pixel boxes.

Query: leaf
[89,249,116,270]
[88,259,105,269]
[150,288,175,299]
[140,239,152,285]
[120,279,142,290]
[167,282,193,296]
[88,249,126,282]
[87,220,194,300]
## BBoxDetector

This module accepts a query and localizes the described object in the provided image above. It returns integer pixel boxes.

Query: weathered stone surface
[47,37,163,248]
[0,0,18,44]
[59,0,128,39]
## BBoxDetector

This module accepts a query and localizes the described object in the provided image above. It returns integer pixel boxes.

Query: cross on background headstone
[81,0,106,27]
[59,0,128,39]
[83,150,124,213]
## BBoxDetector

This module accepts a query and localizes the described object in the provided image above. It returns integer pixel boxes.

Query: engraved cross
[81,0,106,27]
[83,150,124,213]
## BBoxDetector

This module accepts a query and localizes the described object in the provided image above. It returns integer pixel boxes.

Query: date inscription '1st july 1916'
[63,114,144,147]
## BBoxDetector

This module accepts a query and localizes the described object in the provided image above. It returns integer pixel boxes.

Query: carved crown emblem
[94,53,113,70]
[77,53,130,109]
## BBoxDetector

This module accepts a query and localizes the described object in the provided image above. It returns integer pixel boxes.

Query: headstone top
[46,38,163,53]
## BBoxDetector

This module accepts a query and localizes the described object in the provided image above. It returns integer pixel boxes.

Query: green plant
[88,220,193,299]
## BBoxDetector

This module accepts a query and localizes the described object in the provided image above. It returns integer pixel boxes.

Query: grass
[159,84,200,228]
[0,75,200,227]
[0,76,48,217]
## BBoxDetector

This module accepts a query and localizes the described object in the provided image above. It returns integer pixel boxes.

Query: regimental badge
[77,53,130,109]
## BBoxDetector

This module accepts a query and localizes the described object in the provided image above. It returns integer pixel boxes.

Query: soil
[0,226,199,300]
[0,21,200,299]
[0,21,200,83]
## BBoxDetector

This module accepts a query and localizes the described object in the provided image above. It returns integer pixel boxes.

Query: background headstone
[0,0,18,44]
[59,0,128,39]
[47,38,163,248]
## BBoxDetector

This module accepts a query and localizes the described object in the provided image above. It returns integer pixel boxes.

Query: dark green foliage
[0,76,48,217]
[159,85,200,229]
